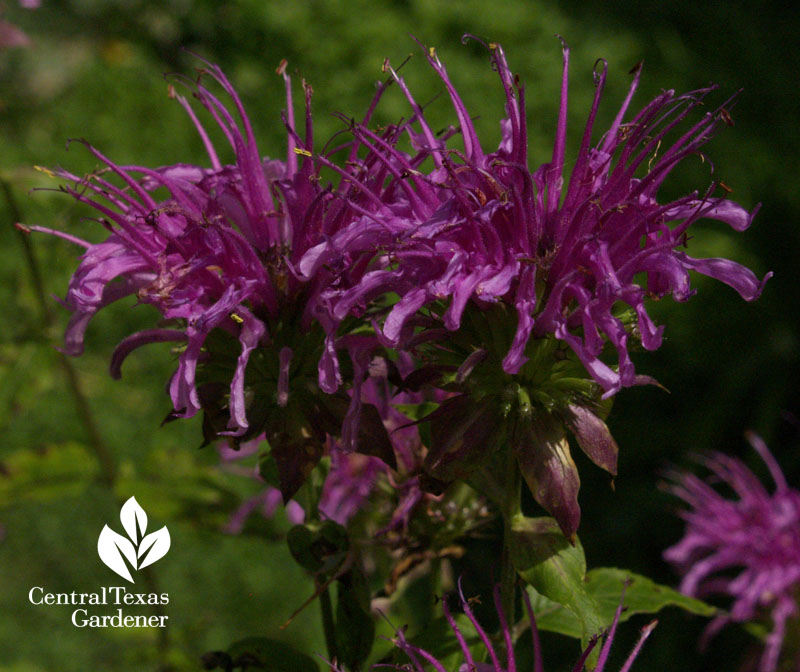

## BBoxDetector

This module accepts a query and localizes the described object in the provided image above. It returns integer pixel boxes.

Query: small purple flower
[387,582,655,672]
[665,434,800,672]
[223,487,305,534]
[217,438,305,532]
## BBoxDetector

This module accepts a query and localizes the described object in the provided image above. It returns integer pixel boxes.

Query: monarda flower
[665,434,800,672]
[386,583,655,672]
[302,38,770,536]
[30,59,404,499]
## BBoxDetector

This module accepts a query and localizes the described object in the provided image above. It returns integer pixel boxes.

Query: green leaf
[392,401,440,422]
[527,567,717,640]
[524,588,584,639]
[286,525,320,572]
[510,516,604,643]
[584,567,716,620]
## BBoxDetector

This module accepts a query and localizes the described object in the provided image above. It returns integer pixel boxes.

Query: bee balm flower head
[302,37,770,536]
[665,434,800,672]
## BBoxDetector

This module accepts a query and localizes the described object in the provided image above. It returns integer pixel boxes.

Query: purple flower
[223,487,306,534]
[31,58,415,499]
[310,37,768,396]
[34,61,318,436]
[302,38,770,536]
[387,582,655,672]
[217,438,305,532]
[665,434,800,672]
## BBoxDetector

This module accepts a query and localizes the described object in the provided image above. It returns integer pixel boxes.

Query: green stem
[500,444,522,629]
[319,583,339,664]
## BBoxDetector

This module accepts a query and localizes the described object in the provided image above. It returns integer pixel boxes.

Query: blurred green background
[0,1,797,670]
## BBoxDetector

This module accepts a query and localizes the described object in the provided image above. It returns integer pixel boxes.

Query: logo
[97,497,170,583]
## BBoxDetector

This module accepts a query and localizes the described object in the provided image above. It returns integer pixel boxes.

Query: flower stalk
[500,444,522,634]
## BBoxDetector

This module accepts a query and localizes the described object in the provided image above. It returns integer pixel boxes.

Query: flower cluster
[665,434,800,672]
[38,38,770,536]
[31,58,425,499]
[307,38,769,397]
[36,62,313,432]
[300,38,769,536]
[32,32,784,672]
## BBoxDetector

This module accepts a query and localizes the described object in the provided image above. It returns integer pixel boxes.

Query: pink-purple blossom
[304,38,770,398]
[35,61,320,436]
[33,58,407,469]
[665,434,800,672]
[298,37,770,538]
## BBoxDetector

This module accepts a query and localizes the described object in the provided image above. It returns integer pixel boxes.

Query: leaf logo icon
[97,496,170,582]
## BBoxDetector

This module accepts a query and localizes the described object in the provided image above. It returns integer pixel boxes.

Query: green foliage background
[0,1,797,670]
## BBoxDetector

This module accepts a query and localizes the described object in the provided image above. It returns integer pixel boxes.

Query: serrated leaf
[527,567,717,640]
[138,525,171,569]
[584,567,716,620]
[97,525,137,583]
[524,587,584,638]
[510,516,603,643]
